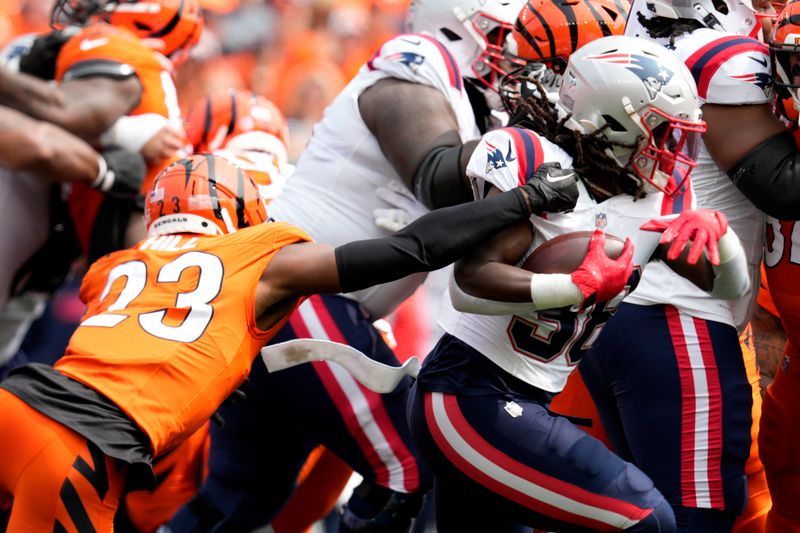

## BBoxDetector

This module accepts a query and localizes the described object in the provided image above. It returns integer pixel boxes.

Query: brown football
[521,231,625,274]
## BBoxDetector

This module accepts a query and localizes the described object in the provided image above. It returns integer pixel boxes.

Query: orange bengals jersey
[54,222,310,457]
[56,23,184,254]
[764,218,800,351]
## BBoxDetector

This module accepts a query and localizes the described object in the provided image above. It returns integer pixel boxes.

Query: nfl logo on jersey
[595,213,608,229]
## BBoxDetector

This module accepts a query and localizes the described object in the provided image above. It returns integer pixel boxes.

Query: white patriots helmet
[643,0,761,37]
[406,0,526,92]
[557,35,706,196]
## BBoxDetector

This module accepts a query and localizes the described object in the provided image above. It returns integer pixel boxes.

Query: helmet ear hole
[440,27,463,41]
[602,114,627,132]
[712,0,729,15]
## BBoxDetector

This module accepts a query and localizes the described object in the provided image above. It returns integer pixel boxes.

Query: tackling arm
[255,185,537,328]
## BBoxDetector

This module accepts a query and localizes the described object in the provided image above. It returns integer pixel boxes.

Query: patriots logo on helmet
[730,72,773,96]
[385,51,425,73]
[587,53,674,99]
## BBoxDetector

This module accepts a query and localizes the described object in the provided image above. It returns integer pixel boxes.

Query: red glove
[640,209,728,266]
[571,230,635,308]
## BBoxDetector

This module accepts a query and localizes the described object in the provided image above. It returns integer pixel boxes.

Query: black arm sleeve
[412,144,473,209]
[727,131,800,220]
[335,188,531,293]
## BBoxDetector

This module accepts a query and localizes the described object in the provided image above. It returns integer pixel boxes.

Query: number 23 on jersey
[82,249,224,343]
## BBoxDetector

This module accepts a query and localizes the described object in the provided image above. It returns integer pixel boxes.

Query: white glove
[373,180,428,232]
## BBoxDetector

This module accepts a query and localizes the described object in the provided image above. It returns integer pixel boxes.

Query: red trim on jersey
[504,127,544,186]
[424,392,652,530]
[684,37,768,99]
[414,33,463,91]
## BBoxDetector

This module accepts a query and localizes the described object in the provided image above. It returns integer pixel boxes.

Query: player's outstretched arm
[256,185,545,325]
[703,103,800,220]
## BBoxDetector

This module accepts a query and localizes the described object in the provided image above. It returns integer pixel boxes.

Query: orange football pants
[760,341,800,533]
[0,389,127,533]
[733,325,771,533]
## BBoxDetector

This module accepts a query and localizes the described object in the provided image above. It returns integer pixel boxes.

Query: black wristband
[335,188,529,293]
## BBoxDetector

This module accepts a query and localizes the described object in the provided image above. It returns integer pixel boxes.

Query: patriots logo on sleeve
[384,51,425,73]
[486,140,516,173]
[730,72,773,96]
[586,53,674,99]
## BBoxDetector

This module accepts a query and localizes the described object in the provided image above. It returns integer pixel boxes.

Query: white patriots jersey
[623,25,768,330]
[438,128,667,392]
[268,33,480,320]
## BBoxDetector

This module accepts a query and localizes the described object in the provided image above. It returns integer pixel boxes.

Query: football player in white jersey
[167,1,582,531]
[578,1,788,531]
[408,35,749,532]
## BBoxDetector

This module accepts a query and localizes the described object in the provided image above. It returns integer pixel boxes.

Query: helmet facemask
[50,0,109,28]
[462,11,524,92]
[625,105,706,196]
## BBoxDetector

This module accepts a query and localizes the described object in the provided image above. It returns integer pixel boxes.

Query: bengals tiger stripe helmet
[185,90,290,168]
[51,0,203,63]
[507,0,628,75]
[145,154,268,237]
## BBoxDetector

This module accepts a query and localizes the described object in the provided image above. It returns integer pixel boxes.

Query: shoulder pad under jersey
[56,24,161,82]
[466,127,573,198]
[676,29,772,105]
[365,33,465,97]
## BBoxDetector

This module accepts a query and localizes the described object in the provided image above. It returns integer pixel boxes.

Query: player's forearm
[0,109,100,182]
[0,67,68,124]
[335,187,535,293]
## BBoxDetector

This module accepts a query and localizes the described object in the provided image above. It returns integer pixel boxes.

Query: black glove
[520,162,579,214]
[94,146,147,199]
[18,30,71,81]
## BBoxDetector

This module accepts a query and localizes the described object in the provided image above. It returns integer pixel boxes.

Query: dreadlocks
[637,12,704,46]
[509,80,646,200]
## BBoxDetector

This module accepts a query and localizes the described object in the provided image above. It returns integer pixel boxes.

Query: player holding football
[407,35,750,532]
[577,1,789,530]
[0,151,578,532]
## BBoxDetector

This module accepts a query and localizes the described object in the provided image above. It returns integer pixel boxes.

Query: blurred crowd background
[0,0,409,162]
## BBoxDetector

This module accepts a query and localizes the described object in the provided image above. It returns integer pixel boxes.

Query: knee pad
[339,482,425,533]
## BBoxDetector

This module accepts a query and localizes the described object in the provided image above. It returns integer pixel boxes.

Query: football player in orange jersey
[0,0,202,260]
[117,91,294,531]
[758,6,800,531]
[0,153,579,532]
